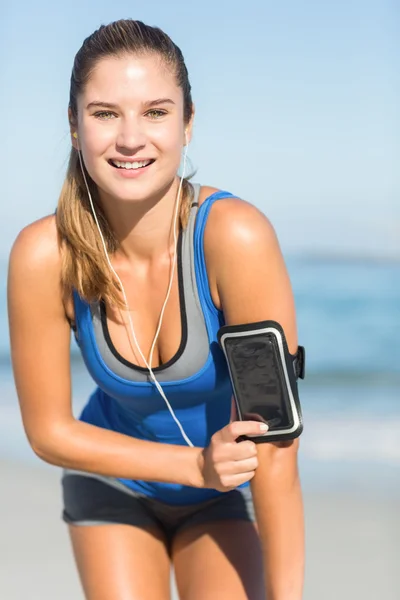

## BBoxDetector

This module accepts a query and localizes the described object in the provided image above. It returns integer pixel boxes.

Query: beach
[1,456,398,600]
[1,257,399,598]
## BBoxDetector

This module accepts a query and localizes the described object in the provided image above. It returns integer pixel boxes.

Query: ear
[68,107,79,151]
[184,103,195,145]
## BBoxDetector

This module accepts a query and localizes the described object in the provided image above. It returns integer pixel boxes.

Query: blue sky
[1,0,398,260]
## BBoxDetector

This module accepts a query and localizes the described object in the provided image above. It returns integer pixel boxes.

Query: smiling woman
[73,61,188,200]
[7,18,304,600]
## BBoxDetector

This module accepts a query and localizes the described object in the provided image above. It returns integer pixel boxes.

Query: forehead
[82,54,180,103]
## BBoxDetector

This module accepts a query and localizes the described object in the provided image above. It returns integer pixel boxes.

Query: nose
[116,115,147,152]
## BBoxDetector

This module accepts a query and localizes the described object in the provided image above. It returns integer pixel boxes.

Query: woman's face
[73,53,191,203]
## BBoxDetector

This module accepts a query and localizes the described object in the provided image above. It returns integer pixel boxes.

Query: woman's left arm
[205,197,305,600]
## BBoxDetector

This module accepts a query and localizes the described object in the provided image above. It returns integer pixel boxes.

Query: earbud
[184,131,189,146]
[73,131,80,151]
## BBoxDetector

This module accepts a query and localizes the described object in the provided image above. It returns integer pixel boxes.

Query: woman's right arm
[7,217,205,486]
[8,217,264,490]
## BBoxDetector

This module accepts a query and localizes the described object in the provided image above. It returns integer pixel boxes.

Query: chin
[100,179,168,204]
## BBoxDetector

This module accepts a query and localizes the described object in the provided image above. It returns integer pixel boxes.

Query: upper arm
[204,197,298,354]
[7,216,74,453]
[204,198,300,462]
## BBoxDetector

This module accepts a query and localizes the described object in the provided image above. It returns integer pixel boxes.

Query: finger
[220,471,256,491]
[225,457,259,475]
[229,440,258,461]
[220,420,269,443]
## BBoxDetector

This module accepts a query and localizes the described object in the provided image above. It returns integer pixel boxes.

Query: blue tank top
[72,185,247,504]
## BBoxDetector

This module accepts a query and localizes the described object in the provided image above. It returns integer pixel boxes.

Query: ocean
[1,257,399,490]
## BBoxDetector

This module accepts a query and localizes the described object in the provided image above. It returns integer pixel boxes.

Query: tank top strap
[190,181,202,207]
[193,189,240,317]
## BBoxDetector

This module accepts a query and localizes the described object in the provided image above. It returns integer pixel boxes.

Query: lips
[108,158,156,170]
[107,157,155,179]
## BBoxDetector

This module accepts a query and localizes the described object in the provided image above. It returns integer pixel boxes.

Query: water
[1,257,399,488]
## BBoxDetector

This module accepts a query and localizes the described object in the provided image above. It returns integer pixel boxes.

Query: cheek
[152,123,182,151]
[80,129,114,184]
[84,125,113,156]
[152,126,184,171]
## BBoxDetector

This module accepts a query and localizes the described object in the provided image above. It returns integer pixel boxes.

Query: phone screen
[223,332,294,431]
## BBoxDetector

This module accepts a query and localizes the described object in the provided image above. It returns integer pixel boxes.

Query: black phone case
[217,320,304,443]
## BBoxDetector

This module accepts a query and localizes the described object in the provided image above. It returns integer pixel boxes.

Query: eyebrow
[86,98,176,110]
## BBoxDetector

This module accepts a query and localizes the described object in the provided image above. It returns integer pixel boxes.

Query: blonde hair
[56,19,195,307]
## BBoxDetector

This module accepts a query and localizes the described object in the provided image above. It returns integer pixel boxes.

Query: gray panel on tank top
[90,183,210,382]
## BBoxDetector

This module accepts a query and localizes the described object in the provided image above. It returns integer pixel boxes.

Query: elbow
[28,421,74,466]
[30,440,59,465]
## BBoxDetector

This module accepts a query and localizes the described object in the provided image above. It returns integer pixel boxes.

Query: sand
[0,457,398,600]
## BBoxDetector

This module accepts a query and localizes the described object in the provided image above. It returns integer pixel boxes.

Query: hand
[198,398,269,492]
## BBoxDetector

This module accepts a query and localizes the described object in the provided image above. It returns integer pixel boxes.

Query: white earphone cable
[76,140,194,447]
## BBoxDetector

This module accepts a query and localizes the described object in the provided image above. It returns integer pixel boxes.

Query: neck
[98,177,183,263]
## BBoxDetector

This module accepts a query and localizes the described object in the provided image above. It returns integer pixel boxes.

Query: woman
[8,19,304,600]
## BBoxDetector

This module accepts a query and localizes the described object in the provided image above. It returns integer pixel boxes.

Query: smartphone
[217,321,304,443]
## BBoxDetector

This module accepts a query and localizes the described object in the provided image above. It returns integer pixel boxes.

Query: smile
[109,159,156,170]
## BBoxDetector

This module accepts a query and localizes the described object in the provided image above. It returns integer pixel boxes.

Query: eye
[146,109,167,119]
[94,111,116,120]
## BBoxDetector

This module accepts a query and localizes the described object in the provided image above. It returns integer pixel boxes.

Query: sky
[1,0,399,262]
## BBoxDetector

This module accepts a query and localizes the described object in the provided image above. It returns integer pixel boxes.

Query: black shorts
[61,470,256,546]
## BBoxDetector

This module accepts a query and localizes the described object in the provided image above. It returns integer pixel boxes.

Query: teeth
[111,160,152,170]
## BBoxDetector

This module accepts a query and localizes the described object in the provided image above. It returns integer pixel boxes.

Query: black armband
[217,320,305,443]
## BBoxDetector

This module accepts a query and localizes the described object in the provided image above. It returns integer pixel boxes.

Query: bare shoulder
[201,195,297,351]
[204,195,279,260]
[202,194,291,322]
[8,214,67,318]
[197,183,277,244]
[9,214,60,273]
